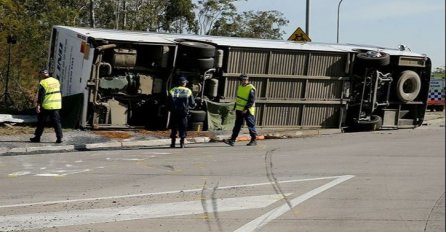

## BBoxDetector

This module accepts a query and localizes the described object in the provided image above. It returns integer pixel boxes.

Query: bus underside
[81,38,431,132]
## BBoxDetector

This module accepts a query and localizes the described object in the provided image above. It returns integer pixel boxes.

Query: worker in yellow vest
[224,73,257,146]
[30,70,63,143]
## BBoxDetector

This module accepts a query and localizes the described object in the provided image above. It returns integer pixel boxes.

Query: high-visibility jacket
[40,77,62,110]
[169,86,195,115]
[235,83,256,115]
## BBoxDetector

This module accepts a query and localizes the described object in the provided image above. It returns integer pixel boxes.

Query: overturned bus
[48,25,431,131]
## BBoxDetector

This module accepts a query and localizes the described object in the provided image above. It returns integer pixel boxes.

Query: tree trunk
[115,0,120,29]
[123,0,127,29]
[89,0,95,28]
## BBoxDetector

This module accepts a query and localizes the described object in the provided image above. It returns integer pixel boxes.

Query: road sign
[288,27,311,42]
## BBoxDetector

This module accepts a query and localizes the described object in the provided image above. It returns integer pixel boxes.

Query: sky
[209,0,445,69]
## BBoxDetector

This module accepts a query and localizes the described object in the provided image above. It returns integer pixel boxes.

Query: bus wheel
[356,51,390,67]
[396,70,421,102]
[177,57,215,70]
[178,41,216,58]
[189,110,206,122]
[195,58,215,70]
[355,115,382,131]
[369,115,383,131]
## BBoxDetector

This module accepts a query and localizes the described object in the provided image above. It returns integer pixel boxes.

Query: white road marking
[106,157,145,161]
[0,175,348,209]
[7,171,31,177]
[0,194,284,231]
[34,169,90,177]
[234,175,355,232]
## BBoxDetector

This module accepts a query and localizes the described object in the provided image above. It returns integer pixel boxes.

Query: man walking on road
[30,69,63,143]
[169,76,195,148]
[224,73,258,146]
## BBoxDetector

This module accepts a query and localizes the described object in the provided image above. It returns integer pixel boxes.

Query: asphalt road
[0,119,444,232]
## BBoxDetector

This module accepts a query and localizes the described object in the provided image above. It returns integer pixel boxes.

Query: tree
[194,0,288,39]
[195,0,240,35]
[0,0,81,112]
[210,10,288,39]
[163,0,197,33]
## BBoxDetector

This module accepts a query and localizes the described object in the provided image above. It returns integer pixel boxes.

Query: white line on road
[0,175,349,209]
[34,169,91,177]
[106,157,145,161]
[0,194,285,231]
[7,171,31,177]
[234,175,355,232]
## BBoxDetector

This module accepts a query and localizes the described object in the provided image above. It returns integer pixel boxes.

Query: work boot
[180,138,185,148]
[246,139,257,146]
[223,139,235,146]
[170,138,176,148]
[30,137,40,143]
[56,138,63,144]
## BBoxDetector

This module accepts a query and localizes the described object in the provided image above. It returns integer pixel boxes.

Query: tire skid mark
[211,182,223,232]
[200,180,212,231]
[264,148,296,216]
[200,180,224,232]
[424,192,445,232]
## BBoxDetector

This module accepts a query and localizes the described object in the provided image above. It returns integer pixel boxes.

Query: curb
[0,129,340,156]
[213,128,335,141]
[0,137,213,156]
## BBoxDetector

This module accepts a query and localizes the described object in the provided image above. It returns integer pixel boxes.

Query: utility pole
[306,0,310,36]
[337,0,344,43]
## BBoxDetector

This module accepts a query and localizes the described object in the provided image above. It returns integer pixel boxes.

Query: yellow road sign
[287,27,311,42]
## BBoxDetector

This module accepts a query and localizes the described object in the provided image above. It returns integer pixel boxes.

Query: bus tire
[189,110,206,122]
[177,57,215,70]
[396,70,421,102]
[178,41,216,58]
[355,115,382,131]
[195,58,215,70]
[370,115,383,131]
[356,51,390,67]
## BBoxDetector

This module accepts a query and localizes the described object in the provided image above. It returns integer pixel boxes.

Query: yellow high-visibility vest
[169,86,192,98]
[40,77,62,110]
[235,84,256,115]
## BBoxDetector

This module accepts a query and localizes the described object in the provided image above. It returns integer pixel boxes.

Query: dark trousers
[170,113,188,139]
[231,110,257,140]
[34,109,63,139]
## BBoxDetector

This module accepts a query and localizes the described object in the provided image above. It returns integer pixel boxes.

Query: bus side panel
[222,48,349,129]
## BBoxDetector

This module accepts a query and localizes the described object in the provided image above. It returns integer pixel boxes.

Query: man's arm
[36,85,45,113]
[244,89,256,110]
[188,92,196,109]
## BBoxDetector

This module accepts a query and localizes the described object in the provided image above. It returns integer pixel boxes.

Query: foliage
[164,0,197,33]
[432,66,445,78]
[0,0,74,113]
[195,0,239,35]
[0,0,290,113]
[210,10,289,39]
